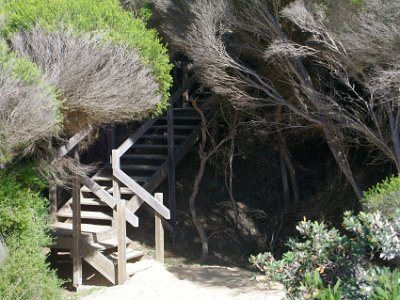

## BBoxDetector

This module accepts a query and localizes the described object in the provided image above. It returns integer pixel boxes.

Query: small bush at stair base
[0,163,62,300]
[250,210,400,299]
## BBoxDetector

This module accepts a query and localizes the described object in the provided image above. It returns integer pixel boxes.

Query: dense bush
[0,0,172,113]
[12,27,162,133]
[250,210,400,299]
[362,176,400,219]
[0,163,62,300]
[0,41,60,164]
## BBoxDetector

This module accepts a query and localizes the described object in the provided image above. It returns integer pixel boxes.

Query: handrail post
[167,102,177,247]
[155,193,164,263]
[112,150,126,284]
[72,149,82,288]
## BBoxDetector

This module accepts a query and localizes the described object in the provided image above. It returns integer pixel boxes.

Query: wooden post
[167,104,177,247]
[72,149,82,287]
[112,150,126,284]
[155,193,164,263]
[49,184,57,222]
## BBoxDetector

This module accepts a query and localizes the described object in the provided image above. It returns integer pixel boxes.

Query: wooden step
[90,237,132,250]
[120,164,159,171]
[162,116,201,120]
[123,154,167,160]
[93,175,150,183]
[108,249,144,262]
[151,125,197,130]
[69,198,108,206]
[52,222,112,235]
[56,210,113,220]
[142,134,188,140]
[81,186,135,194]
[130,144,169,149]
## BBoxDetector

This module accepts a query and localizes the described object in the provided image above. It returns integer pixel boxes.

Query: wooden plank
[127,195,144,214]
[108,249,144,261]
[57,210,113,220]
[80,176,139,227]
[120,164,159,171]
[113,150,127,285]
[113,168,170,219]
[72,150,82,287]
[81,240,116,284]
[151,125,197,130]
[117,118,159,158]
[130,144,169,149]
[142,134,187,140]
[80,176,116,208]
[155,193,164,263]
[49,184,57,222]
[123,154,168,160]
[57,125,93,158]
[143,126,200,193]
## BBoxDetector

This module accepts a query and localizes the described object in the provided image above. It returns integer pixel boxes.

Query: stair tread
[120,164,159,171]
[56,210,113,220]
[142,134,188,139]
[90,237,132,250]
[151,125,197,130]
[81,186,136,194]
[52,222,112,234]
[123,154,167,160]
[92,175,149,182]
[108,249,144,261]
[68,198,108,206]
[130,144,169,149]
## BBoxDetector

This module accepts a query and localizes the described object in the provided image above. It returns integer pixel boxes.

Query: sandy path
[80,261,285,300]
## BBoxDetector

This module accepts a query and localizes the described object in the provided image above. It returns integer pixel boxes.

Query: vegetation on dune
[0,163,62,300]
[0,40,60,164]
[1,0,172,113]
[251,176,400,299]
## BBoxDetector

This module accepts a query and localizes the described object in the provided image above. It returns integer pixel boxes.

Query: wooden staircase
[50,83,211,286]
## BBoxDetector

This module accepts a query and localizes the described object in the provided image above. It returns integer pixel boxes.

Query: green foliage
[362,175,400,219]
[371,269,400,300]
[0,0,172,113]
[301,271,342,300]
[0,163,62,299]
[250,210,400,299]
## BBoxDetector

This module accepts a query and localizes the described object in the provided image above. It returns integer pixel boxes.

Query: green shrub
[250,210,400,299]
[362,175,400,219]
[0,0,172,114]
[0,163,62,300]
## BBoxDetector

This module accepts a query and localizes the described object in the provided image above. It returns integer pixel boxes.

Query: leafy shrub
[0,41,61,164]
[362,175,400,220]
[0,163,62,299]
[250,211,400,299]
[0,0,172,113]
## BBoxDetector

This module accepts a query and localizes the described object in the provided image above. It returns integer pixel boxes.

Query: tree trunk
[188,153,209,261]
[324,126,362,199]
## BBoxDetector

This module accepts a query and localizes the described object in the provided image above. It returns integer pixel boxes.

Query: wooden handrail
[57,125,94,158]
[80,176,139,227]
[113,166,170,219]
[115,75,196,158]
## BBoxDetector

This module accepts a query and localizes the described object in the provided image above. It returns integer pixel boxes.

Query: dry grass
[11,27,161,135]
